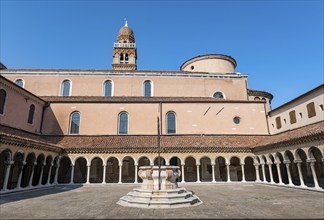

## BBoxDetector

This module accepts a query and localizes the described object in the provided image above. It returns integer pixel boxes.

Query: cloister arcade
[1,145,323,193]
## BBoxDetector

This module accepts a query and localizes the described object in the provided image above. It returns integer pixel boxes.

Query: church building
[0,21,323,193]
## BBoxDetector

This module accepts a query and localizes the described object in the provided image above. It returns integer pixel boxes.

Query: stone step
[126,192,194,201]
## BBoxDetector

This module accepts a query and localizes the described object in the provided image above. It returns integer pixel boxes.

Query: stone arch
[261,155,271,182]
[268,154,279,183]
[90,157,103,183]
[275,152,288,184]
[106,156,119,183]
[153,156,166,166]
[0,149,13,190]
[284,150,300,185]
[215,156,227,181]
[308,146,324,188]
[21,152,36,188]
[184,156,197,182]
[244,156,256,181]
[229,156,242,181]
[32,154,45,186]
[169,156,182,182]
[295,148,313,187]
[255,156,263,181]
[122,156,135,183]
[199,156,212,182]
[58,156,72,184]
[8,151,25,190]
[41,155,53,185]
[74,157,87,183]
[137,156,151,183]
[73,155,89,166]
[50,156,59,184]
[137,155,152,166]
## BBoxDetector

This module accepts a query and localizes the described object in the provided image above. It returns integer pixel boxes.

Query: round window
[190,65,194,70]
[233,116,241,124]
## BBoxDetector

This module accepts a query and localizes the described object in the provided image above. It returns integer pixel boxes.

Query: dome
[117,22,135,43]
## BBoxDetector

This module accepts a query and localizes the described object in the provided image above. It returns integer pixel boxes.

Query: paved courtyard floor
[0,183,323,219]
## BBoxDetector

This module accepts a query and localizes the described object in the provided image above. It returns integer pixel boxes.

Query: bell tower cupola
[112,19,137,70]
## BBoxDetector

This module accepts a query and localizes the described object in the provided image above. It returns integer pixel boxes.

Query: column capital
[5,160,14,165]
[274,161,281,165]
[306,159,316,163]
[267,162,273,165]
[211,162,215,166]
[102,163,106,166]
[225,163,230,166]
[181,163,185,166]
[294,159,302,164]
[240,163,245,166]
[70,164,75,167]
[283,160,290,164]
[196,163,200,166]
[33,162,37,166]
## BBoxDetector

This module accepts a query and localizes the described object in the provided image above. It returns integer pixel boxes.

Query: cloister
[1,145,323,193]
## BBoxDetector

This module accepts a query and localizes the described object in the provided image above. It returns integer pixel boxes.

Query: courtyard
[0,183,323,219]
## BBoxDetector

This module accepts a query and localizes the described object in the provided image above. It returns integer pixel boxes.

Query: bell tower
[112,19,137,70]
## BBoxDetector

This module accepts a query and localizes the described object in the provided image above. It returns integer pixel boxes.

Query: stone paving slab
[0,183,323,219]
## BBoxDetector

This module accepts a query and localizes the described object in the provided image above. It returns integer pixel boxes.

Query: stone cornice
[252,131,324,153]
[0,134,63,154]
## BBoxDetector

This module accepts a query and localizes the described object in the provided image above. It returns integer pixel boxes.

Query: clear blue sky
[0,0,323,108]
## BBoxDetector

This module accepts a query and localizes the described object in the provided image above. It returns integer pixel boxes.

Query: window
[61,80,71,96]
[118,112,128,134]
[233,116,241,124]
[103,80,113,97]
[306,102,316,118]
[289,110,296,124]
[254,97,260,101]
[0,89,7,115]
[143,80,153,97]
[27,104,35,124]
[213,91,224,99]
[69,112,80,134]
[120,53,124,63]
[15,79,24,88]
[275,116,282,129]
[166,111,176,134]
[125,54,129,63]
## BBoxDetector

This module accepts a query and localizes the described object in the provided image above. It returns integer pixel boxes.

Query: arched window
[143,80,153,97]
[0,89,7,115]
[61,80,71,96]
[118,112,128,134]
[166,111,176,134]
[27,104,35,124]
[125,54,129,63]
[69,112,80,134]
[103,80,113,97]
[120,53,124,63]
[213,91,224,99]
[254,97,260,101]
[15,79,24,88]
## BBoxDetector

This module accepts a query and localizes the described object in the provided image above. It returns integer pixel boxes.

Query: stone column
[2,161,14,191]
[254,164,260,182]
[240,163,246,182]
[86,165,90,184]
[28,162,37,188]
[211,162,216,183]
[284,161,294,186]
[102,164,106,184]
[295,160,305,187]
[46,163,53,185]
[118,164,122,184]
[181,164,185,183]
[275,162,283,184]
[54,163,60,185]
[261,163,266,182]
[196,163,201,183]
[226,163,231,182]
[69,165,75,184]
[267,163,274,184]
[38,163,46,186]
[308,160,319,188]
[16,161,26,189]
[134,164,138,184]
